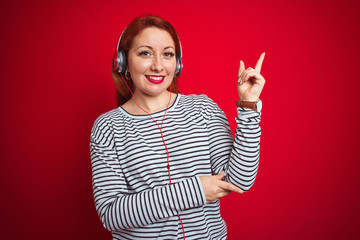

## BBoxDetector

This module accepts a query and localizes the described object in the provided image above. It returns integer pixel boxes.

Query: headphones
[112,28,183,77]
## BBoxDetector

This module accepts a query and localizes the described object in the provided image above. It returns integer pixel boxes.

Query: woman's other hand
[199,171,243,203]
[238,52,266,101]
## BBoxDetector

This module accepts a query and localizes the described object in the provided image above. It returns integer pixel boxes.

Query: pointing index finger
[238,60,245,79]
[254,52,266,72]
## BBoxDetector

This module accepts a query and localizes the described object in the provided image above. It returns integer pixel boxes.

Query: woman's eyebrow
[137,45,152,49]
[136,45,175,50]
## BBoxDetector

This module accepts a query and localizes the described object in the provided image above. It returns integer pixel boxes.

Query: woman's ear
[125,68,131,80]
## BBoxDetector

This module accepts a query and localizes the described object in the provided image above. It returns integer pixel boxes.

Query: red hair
[112,15,181,106]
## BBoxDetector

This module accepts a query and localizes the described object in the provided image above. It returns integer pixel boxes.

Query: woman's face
[127,27,177,97]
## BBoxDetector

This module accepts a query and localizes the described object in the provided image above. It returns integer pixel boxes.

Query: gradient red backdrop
[1,0,360,239]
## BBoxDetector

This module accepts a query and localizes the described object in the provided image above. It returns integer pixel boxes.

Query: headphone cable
[120,75,186,240]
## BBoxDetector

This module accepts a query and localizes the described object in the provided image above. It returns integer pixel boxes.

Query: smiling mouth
[145,75,165,84]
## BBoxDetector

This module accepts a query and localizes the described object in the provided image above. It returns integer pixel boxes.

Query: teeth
[148,76,163,80]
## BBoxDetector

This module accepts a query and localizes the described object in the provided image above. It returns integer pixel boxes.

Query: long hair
[112,15,181,106]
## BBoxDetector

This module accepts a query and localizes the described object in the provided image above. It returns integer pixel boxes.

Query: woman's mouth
[145,75,165,84]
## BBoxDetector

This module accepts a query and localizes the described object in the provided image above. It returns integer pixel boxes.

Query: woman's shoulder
[93,108,122,125]
[180,93,220,110]
[91,108,125,137]
[178,94,222,120]
[180,93,218,107]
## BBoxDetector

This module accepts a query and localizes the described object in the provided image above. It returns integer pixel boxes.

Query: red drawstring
[120,75,185,240]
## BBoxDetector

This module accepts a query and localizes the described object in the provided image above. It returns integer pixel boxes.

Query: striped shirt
[90,94,261,239]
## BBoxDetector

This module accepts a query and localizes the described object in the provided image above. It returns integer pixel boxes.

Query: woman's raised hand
[199,171,243,203]
[238,52,266,101]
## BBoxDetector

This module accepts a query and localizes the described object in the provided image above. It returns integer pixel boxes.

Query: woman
[90,15,265,240]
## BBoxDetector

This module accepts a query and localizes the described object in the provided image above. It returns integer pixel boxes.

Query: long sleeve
[90,118,206,232]
[206,104,261,191]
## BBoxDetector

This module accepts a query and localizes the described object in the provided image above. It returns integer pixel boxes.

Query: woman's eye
[164,52,175,58]
[139,51,151,56]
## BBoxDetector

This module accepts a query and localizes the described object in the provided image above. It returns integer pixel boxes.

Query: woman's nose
[150,55,163,72]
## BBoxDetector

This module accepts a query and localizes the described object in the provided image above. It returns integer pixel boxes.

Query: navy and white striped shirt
[90,94,261,239]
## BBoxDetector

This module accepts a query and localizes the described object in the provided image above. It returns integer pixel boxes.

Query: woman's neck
[122,90,176,115]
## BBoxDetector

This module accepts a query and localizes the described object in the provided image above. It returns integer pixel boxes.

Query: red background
[1,0,360,239]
